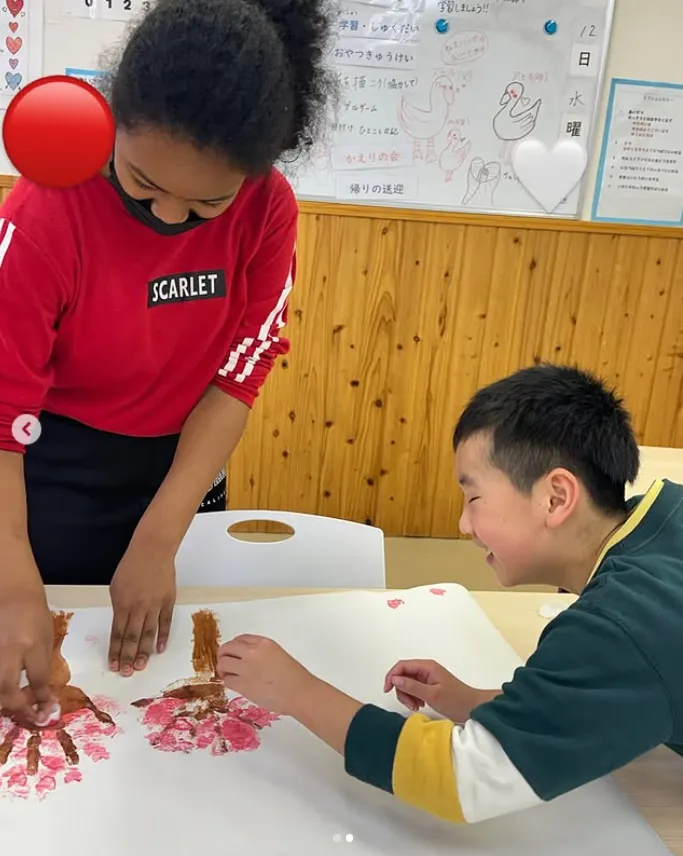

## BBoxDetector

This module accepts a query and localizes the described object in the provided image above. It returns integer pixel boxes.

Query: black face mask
[107,160,210,237]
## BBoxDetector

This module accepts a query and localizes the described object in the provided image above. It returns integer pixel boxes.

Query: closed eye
[133,176,156,192]
[468,497,480,504]
[132,176,229,207]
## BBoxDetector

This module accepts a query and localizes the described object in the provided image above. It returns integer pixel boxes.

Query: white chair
[174,509,386,588]
[627,446,683,499]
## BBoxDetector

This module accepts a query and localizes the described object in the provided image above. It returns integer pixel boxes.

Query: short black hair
[453,364,640,515]
[100,0,335,174]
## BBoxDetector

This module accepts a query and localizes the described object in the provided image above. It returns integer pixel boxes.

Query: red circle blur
[2,75,115,189]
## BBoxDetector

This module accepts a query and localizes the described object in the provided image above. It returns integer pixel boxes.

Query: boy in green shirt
[217,364,683,824]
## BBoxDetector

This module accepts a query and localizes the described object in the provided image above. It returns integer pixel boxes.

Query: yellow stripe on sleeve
[391,714,465,823]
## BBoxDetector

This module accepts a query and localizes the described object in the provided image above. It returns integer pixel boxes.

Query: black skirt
[24,412,227,586]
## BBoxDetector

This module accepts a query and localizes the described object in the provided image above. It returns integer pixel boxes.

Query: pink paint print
[387,599,404,609]
[429,588,447,596]
[0,613,121,801]
[132,610,280,756]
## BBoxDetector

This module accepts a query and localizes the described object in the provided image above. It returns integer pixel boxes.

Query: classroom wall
[227,204,683,537]
[2,2,683,537]
[1,0,682,220]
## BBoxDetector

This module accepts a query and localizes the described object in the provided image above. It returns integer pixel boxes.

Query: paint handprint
[132,610,280,755]
[0,612,120,800]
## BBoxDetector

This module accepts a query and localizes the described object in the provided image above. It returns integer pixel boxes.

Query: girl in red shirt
[0,0,332,726]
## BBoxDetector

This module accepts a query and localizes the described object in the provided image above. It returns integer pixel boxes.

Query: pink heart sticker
[429,588,447,596]
[387,598,404,609]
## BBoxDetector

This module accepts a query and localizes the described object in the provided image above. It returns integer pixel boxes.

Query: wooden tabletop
[48,586,683,854]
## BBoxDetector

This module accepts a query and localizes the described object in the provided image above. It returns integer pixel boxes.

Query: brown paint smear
[191,609,221,676]
[132,610,266,746]
[0,611,114,776]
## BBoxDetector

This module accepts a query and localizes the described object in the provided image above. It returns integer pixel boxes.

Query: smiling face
[111,127,245,225]
[455,432,556,587]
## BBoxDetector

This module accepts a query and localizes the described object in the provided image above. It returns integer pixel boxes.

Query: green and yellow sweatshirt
[344,479,683,823]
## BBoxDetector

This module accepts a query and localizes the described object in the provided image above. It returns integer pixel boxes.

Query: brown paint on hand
[191,609,221,677]
[0,611,116,777]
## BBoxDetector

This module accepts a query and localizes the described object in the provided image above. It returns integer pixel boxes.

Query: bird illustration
[439,127,471,182]
[398,75,455,163]
[493,81,541,163]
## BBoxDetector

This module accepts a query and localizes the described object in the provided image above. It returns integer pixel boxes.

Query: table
[48,586,683,855]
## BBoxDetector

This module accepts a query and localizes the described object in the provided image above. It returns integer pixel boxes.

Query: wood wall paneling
[2,176,682,536]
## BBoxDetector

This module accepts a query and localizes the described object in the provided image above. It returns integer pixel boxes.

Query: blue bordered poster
[65,67,105,85]
[592,78,683,226]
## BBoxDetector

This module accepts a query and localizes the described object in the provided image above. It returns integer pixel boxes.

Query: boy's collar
[582,479,665,589]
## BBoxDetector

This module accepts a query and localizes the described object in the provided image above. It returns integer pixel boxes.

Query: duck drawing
[398,75,455,163]
[492,81,541,162]
[439,127,471,182]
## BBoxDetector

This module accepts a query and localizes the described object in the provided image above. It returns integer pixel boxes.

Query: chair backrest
[627,446,683,499]
[175,510,386,588]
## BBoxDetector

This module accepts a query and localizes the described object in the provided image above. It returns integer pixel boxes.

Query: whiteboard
[283,0,616,218]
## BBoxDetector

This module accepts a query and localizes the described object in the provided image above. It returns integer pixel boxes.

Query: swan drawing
[439,127,471,182]
[398,75,455,163]
[493,81,541,163]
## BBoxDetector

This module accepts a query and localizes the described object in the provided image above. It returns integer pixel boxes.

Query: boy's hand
[217,635,314,716]
[384,659,498,723]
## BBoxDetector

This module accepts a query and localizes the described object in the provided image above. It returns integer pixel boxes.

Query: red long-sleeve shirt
[0,169,297,453]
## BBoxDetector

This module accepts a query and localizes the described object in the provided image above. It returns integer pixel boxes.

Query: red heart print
[9,22,18,32]
[429,588,447,596]
[7,0,23,17]
[387,598,404,609]
[6,36,22,55]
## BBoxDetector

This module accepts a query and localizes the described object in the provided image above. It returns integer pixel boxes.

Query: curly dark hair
[99,0,335,174]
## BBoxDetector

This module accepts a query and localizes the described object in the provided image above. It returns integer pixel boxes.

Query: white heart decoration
[511,139,588,213]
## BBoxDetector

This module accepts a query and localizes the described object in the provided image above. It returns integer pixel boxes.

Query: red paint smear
[136,691,280,756]
[0,698,121,801]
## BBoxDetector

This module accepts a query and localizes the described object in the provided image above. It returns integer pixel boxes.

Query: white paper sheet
[0,585,672,855]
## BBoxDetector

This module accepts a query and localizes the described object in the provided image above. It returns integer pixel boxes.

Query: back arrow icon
[21,421,32,436]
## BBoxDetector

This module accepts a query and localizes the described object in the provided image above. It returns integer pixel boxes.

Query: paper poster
[65,67,105,86]
[283,0,616,218]
[592,79,683,226]
[0,0,44,109]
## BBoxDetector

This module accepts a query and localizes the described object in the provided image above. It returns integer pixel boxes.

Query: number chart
[63,0,151,21]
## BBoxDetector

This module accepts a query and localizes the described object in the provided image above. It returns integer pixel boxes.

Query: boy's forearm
[290,677,363,756]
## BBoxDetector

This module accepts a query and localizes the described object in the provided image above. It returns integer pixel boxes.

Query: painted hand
[108,543,176,676]
[0,586,56,726]
[384,659,490,723]
[1,612,119,799]
[217,635,314,716]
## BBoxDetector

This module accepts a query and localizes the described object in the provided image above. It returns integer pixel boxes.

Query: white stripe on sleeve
[0,219,16,267]
[452,718,541,823]
[217,262,293,384]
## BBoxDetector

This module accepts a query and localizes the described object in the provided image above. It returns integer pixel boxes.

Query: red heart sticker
[9,22,18,32]
[7,0,24,17]
[6,36,22,55]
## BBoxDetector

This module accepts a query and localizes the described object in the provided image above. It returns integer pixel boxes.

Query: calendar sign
[63,0,152,20]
